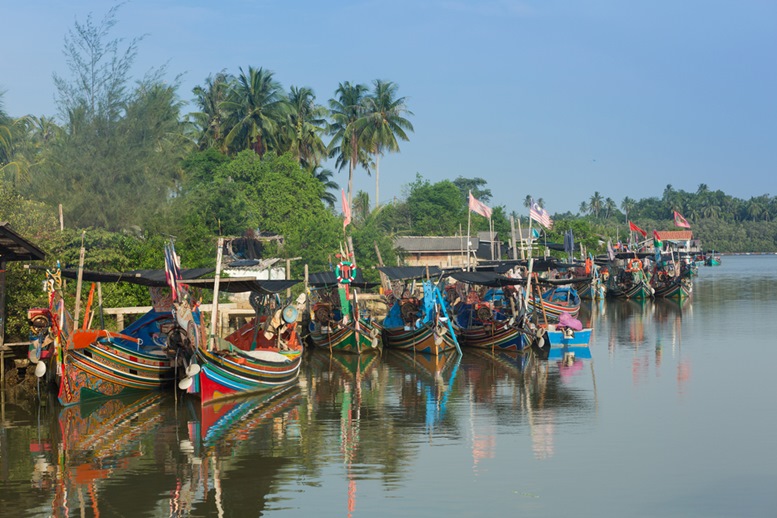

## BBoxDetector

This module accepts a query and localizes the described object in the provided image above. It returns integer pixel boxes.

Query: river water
[1,255,775,517]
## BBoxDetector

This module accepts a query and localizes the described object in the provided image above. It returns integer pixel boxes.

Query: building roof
[0,222,46,262]
[394,236,478,253]
[656,230,693,240]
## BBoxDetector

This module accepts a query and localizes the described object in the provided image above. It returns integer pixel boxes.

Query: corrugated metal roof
[394,236,478,253]
[0,222,46,262]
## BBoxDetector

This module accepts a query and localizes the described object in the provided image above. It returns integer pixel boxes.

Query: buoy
[186,363,201,377]
[178,376,193,390]
[35,361,47,378]
[282,305,299,324]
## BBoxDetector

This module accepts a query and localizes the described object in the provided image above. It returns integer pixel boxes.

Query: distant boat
[604,253,655,300]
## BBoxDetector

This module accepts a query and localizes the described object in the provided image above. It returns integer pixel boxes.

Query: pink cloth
[558,312,583,331]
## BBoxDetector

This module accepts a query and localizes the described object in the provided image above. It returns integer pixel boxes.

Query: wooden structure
[0,223,46,385]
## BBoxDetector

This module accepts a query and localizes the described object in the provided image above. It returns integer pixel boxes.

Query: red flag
[628,221,647,238]
[341,189,351,230]
[468,191,492,219]
[673,211,691,228]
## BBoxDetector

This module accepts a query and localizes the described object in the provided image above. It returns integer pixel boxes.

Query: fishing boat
[378,266,461,356]
[704,251,722,266]
[651,253,694,299]
[604,253,655,300]
[306,266,382,355]
[28,264,213,406]
[525,282,582,321]
[446,270,531,351]
[178,239,305,404]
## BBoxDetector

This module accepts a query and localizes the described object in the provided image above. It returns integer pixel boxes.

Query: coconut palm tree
[191,71,231,151]
[353,80,413,209]
[285,86,327,169]
[328,81,369,207]
[309,165,339,209]
[222,66,289,156]
[588,192,603,218]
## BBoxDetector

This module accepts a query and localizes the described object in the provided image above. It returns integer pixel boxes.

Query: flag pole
[466,191,472,271]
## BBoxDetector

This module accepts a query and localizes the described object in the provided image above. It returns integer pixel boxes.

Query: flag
[468,191,492,219]
[607,239,616,261]
[529,199,553,229]
[628,220,647,238]
[653,230,663,248]
[341,189,351,230]
[673,211,691,229]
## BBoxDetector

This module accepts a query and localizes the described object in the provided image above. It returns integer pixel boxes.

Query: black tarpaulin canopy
[48,267,215,287]
[377,266,443,280]
[186,277,301,294]
[308,270,379,290]
[447,271,524,287]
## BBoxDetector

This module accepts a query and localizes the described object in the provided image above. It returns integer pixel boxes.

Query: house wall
[403,252,469,268]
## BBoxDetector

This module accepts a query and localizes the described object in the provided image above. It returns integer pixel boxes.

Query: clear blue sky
[2,0,775,216]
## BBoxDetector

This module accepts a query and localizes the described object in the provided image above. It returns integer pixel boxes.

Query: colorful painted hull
[456,320,528,351]
[575,279,606,300]
[383,323,458,355]
[607,279,654,300]
[653,278,693,299]
[196,347,302,404]
[58,344,175,406]
[546,327,592,361]
[56,310,182,406]
[307,319,382,354]
[526,295,581,321]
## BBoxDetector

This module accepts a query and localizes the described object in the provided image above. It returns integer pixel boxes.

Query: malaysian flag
[529,199,553,229]
[468,191,492,219]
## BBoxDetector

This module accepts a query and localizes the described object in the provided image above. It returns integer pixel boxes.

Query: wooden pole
[59,204,64,231]
[286,258,292,298]
[510,215,518,260]
[209,237,224,351]
[73,231,86,330]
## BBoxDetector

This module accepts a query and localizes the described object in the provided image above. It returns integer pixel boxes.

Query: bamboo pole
[209,237,224,351]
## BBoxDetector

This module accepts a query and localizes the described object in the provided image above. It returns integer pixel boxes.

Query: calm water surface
[1,255,776,517]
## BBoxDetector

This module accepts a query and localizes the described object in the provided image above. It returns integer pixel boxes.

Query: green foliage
[406,176,466,235]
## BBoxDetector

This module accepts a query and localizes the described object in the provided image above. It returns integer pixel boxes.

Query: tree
[30,6,185,231]
[588,192,603,218]
[453,176,492,203]
[354,80,413,208]
[620,196,635,223]
[190,71,231,151]
[222,66,289,156]
[328,81,369,207]
[309,165,338,208]
[284,86,327,169]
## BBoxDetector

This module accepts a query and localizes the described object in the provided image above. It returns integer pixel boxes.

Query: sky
[2,0,776,216]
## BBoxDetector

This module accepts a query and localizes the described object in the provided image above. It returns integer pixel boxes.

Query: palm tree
[354,80,413,209]
[191,71,231,151]
[604,197,617,219]
[588,192,603,218]
[620,196,635,223]
[328,81,369,207]
[352,190,371,223]
[309,165,339,208]
[222,66,289,156]
[285,86,327,169]
[579,201,589,216]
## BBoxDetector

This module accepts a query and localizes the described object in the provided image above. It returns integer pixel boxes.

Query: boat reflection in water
[175,385,302,516]
[27,392,172,517]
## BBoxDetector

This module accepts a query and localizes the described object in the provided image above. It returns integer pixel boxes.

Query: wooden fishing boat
[526,284,582,321]
[179,243,306,404]
[379,270,461,356]
[28,265,213,406]
[446,270,530,351]
[650,253,694,299]
[604,254,655,300]
[306,262,383,354]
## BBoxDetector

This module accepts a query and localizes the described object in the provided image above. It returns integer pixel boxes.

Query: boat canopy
[377,266,443,281]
